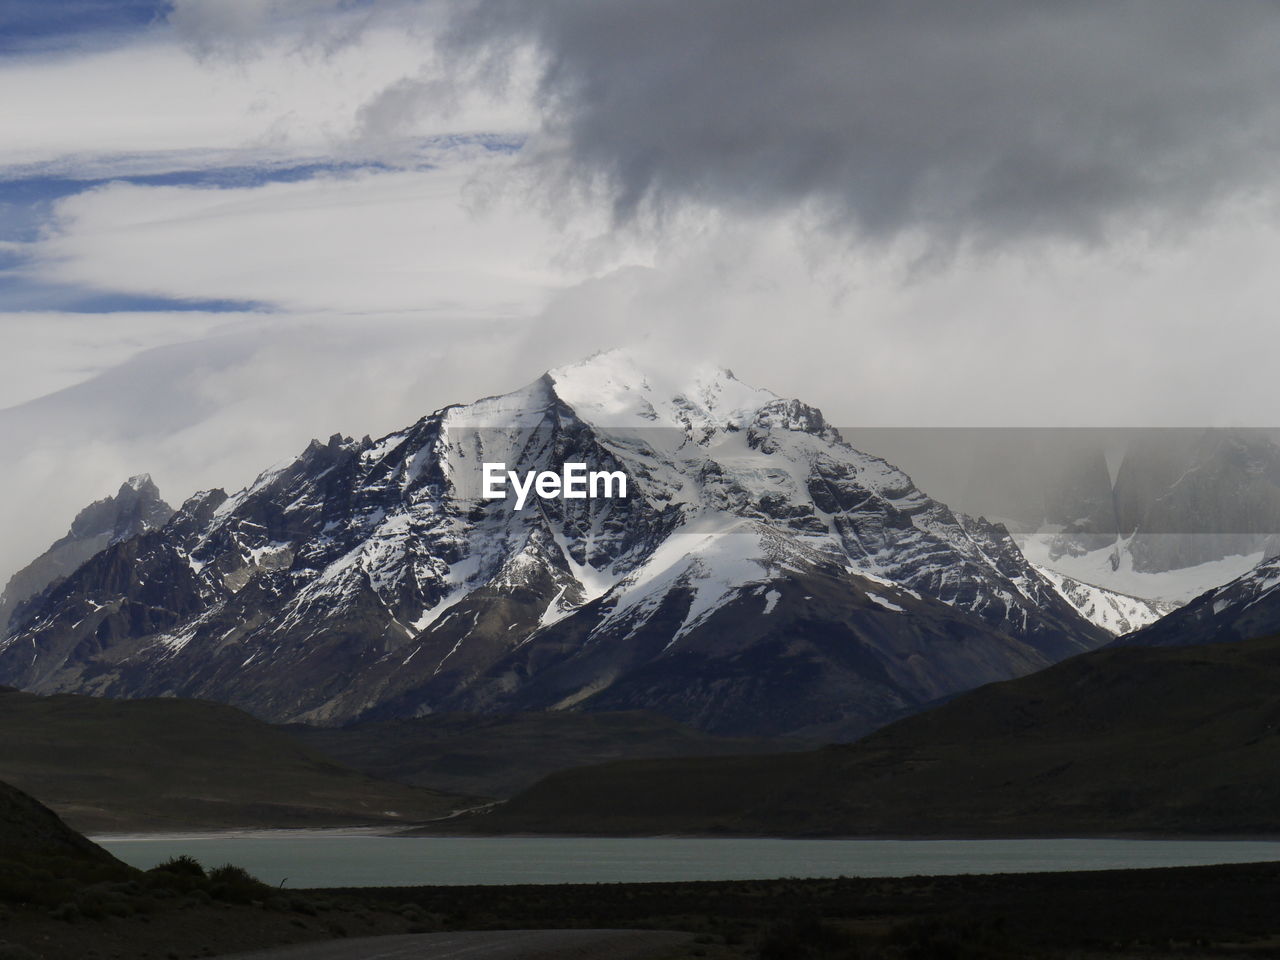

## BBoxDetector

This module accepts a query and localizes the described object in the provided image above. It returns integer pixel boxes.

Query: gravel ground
[216,929,692,960]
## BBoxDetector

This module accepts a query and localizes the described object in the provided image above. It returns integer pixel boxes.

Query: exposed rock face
[1122,431,1280,572]
[0,476,173,636]
[0,352,1111,738]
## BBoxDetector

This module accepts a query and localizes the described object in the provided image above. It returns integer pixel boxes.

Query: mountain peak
[546,348,776,432]
[1,476,174,636]
[72,476,170,540]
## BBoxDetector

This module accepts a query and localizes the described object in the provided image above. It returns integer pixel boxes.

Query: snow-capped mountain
[1117,553,1280,649]
[0,352,1114,737]
[1033,566,1176,636]
[0,475,172,636]
[1018,533,1266,607]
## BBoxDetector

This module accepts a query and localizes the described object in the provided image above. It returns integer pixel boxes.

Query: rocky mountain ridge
[0,475,172,636]
[0,351,1118,737]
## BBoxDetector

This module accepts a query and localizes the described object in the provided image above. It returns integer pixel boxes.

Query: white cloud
[0,312,547,587]
[24,156,614,315]
[516,205,1280,430]
[0,24,531,177]
[0,312,241,410]
[168,0,352,53]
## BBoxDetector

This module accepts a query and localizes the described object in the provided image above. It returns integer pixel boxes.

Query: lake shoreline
[94,833,1280,889]
[91,825,397,842]
[94,823,1280,844]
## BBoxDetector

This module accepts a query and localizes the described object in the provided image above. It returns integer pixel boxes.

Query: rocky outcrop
[0,476,172,636]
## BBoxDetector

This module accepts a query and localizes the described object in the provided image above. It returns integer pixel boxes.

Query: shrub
[48,902,80,923]
[757,916,862,960]
[397,902,427,923]
[886,918,1026,959]
[0,863,34,905]
[207,864,271,905]
[151,855,205,879]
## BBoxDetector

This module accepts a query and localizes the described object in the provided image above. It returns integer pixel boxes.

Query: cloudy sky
[4,0,1280,583]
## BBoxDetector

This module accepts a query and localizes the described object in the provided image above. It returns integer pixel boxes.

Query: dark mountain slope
[0,689,472,833]
[288,710,803,799]
[456,633,1280,837]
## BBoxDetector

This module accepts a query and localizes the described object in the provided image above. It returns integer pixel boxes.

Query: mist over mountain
[860,428,1280,604]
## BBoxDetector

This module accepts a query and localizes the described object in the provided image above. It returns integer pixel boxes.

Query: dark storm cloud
[440,0,1280,246]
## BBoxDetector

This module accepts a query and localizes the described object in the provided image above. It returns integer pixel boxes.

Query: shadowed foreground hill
[0,689,472,834]
[0,777,461,959]
[457,634,1280,837]
[0,778,125,872]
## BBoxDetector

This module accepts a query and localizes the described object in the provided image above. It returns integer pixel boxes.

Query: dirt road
[216,928,692,959]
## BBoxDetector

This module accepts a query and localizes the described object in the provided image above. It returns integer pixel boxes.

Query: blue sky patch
[0,133,526,244]
[0,161,397,243]
[0,0,169,53]
[0,132,527,313]
[0,267,267,314]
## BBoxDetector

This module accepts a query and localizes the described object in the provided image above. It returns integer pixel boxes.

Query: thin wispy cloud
[20,158,591,315]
